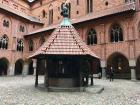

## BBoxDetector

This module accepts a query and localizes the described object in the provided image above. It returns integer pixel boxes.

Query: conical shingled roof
[29,18,99,59]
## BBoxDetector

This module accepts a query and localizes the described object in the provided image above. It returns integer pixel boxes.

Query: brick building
[0,0,140,80]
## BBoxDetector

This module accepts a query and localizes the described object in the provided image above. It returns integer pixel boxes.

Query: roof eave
[0,4,43,24]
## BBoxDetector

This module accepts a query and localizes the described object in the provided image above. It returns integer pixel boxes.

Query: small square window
[76,11,79,14]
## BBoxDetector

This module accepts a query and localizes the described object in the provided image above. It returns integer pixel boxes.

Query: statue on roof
[61,3,69,18]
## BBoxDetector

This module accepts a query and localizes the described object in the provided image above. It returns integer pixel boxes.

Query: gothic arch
[0,57,9,75]
[14,59,24,75]
[28,59,34,75]
[107,52,130,79]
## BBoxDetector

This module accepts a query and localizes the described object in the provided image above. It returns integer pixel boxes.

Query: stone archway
[136,56,140,80]
[28,60,34,75]
[107,52,130,79]
[0,57,9,76]
[15,59,24,75]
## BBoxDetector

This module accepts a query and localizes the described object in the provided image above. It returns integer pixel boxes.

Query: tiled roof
[25,2,136,36]
[29,18,99,59]
[0,3,43,24]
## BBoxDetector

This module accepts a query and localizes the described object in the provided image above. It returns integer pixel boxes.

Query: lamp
[118,58,122,70]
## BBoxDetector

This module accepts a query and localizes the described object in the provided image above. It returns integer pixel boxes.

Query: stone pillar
[33,59,37,76]
[22,62,29,76]
[7,63,15,76]
[129,60,136,81]
[101,61,106,78]
[131,67,136,81]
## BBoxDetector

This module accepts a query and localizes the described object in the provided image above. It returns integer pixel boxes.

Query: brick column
[101,61,106,78]
[8,63,15,76]
[129,60,136,81]
[23,62,29,76]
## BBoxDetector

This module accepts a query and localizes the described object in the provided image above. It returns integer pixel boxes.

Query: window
[110,24,123,42]
[58,7,60,11]
[29,39,34,51]
[0,35,8,49]
[42,10,46,18]
[40,1,43,5]
[87,0,93,14]
[17,39,24,52]
[19,25,25,32]
[77,0,79,5]
[49,9,53,25]
[87,29,97,45]
[40,36,45,45]
[125,0,135,3]
[3,20,9,28]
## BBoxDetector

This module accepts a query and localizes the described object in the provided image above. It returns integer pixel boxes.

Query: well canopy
[29,18,99,59]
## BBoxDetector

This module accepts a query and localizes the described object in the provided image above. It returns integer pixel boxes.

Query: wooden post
[35,63,38,87]
[86,76,88,86]
[44,59,48,87]
[91,75,93,86]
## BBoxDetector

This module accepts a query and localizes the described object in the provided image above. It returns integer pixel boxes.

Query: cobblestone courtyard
[0,76,139,105]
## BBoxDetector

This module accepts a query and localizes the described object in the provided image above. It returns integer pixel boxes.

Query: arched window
[29,39,34,51]
[3,20,9,28]
[49,9,53,25]
[0,35,8,49]
[17,39,24,52]
[87,29,97,45]
[49,4,53,25]
[110,24,123,42]
[19,25,25,32]
[40,36,45,46]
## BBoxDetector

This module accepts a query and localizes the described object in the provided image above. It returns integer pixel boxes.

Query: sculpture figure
[61,2,69,17]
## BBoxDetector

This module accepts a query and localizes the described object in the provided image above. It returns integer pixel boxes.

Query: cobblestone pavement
[0,76,139,105]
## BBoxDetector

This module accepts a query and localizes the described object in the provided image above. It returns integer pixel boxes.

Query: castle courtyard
[0,76,139,105]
